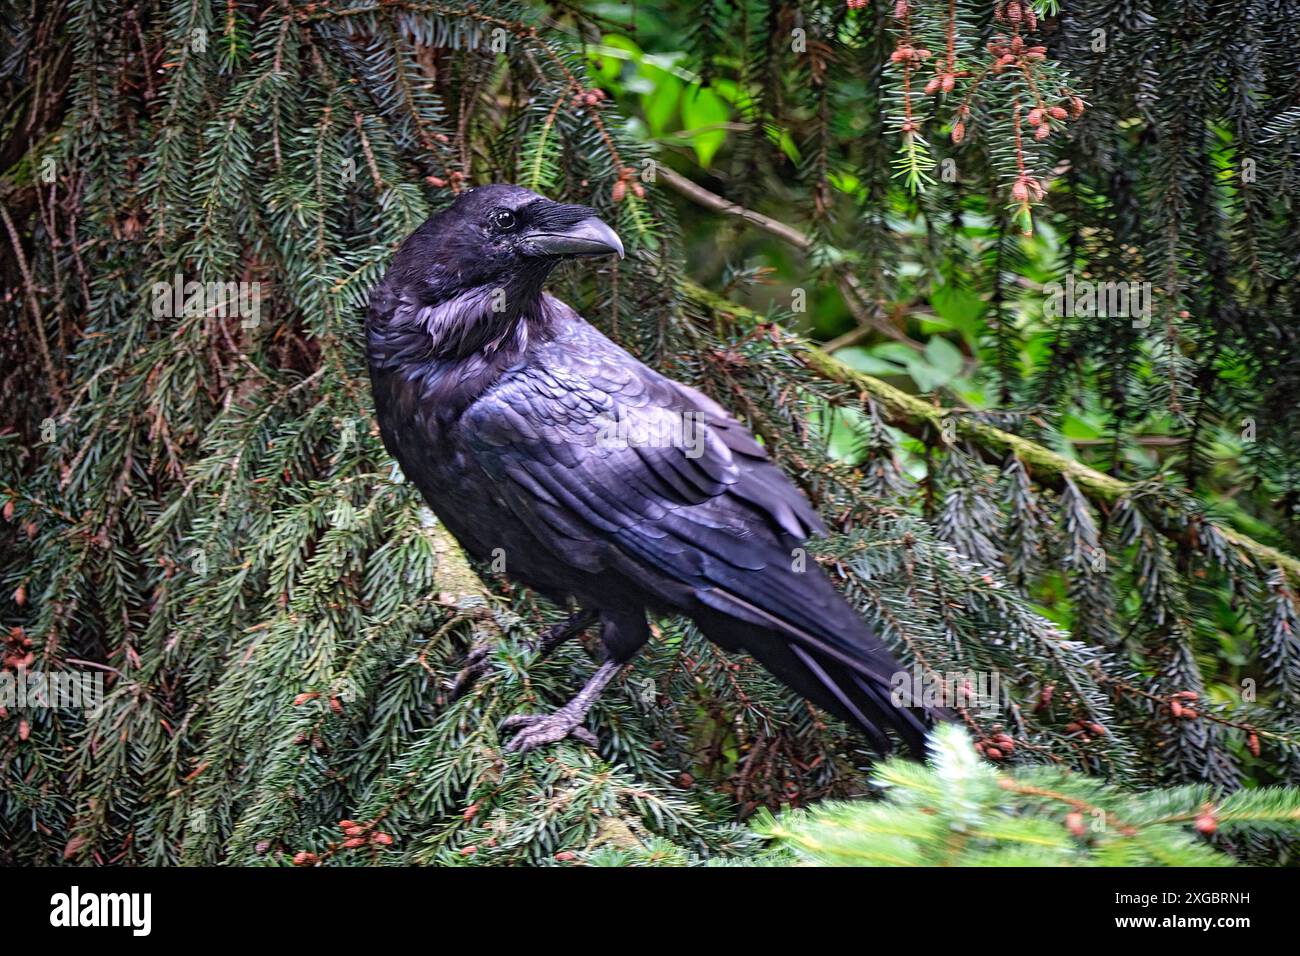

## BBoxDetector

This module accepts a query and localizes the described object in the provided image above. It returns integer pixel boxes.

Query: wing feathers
[460,309,933,750]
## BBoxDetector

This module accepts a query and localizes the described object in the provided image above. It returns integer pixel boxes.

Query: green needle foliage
[1,0,1299,866]
[759,724,1300,866]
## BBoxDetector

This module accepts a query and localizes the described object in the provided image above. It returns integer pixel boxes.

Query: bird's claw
[500,709,599,753]
[451,611,596,702]
[449,643,493,700]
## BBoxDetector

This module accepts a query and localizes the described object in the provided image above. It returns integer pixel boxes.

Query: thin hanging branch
[655,165,923,352]
[681,279,1300,582]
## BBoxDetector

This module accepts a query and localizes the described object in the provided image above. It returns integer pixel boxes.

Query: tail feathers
[791,643,929,757]
[698,609,937,757]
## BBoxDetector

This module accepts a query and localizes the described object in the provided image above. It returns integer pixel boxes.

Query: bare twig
[655,165,924,352]
[0,198,62,405]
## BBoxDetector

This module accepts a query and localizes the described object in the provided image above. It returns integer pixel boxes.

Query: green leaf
[640,66,681,138]
[833,345,908,377]
[924,336,965,380]
[928,284,986,345]
[903,336,964,391]
[679,85,729,167]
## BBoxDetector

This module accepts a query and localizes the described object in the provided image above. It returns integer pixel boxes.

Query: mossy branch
[680,279,1300,583]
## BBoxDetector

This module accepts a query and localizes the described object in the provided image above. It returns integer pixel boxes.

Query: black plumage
[366,184,939,755]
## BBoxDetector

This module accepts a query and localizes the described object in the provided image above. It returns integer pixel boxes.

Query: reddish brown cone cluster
[611,166,645,203]
[890,44,933,66]
[2,626,34,674]
[924,72,960,96]
[976,731,1017,760]
[337,819,394,850]
[1064,719,1107,742]
[1010,175,1045,203]
[995,1,1039,30]
[571,86,607,110]
[1167,691,1200,720]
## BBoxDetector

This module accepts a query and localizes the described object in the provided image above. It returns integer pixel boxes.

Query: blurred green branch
[759,724,1300,866]
[681,279,1300,583]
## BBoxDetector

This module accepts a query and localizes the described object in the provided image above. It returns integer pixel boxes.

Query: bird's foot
[528,607,598,657]
[499,658,621,754]
[500,707,599,753]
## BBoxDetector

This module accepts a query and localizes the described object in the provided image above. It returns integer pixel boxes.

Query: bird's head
[401,184,622,295]
[368,185,623,363]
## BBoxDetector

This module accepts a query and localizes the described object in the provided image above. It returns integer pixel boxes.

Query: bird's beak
[525,216,625,260]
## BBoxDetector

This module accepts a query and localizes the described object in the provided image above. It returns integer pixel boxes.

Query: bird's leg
[500,659,621,753]
[500,610,646,754]
[527,607,600,658]
[450,608,597,700]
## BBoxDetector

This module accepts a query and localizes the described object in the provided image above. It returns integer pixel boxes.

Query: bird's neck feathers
[416,282,534,359]
[367,276,566,417]
[369,269,556,364]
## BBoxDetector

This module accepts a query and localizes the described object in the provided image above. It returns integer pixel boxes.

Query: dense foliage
[1,0,1298,866]
[758,725,1300,867]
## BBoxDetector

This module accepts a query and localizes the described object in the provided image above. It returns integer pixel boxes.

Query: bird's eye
[491,209,517,231]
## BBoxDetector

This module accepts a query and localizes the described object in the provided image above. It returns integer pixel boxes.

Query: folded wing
[463,312,930,752]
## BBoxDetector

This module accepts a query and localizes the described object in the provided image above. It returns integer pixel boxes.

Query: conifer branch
[681,279,1300,582]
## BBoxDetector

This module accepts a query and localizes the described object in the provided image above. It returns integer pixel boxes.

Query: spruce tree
[1,0,1298,866]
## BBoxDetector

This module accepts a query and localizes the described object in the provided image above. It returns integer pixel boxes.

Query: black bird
[366,184,938,756]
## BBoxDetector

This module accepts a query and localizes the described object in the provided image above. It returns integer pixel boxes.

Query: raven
[367,184,938,756]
